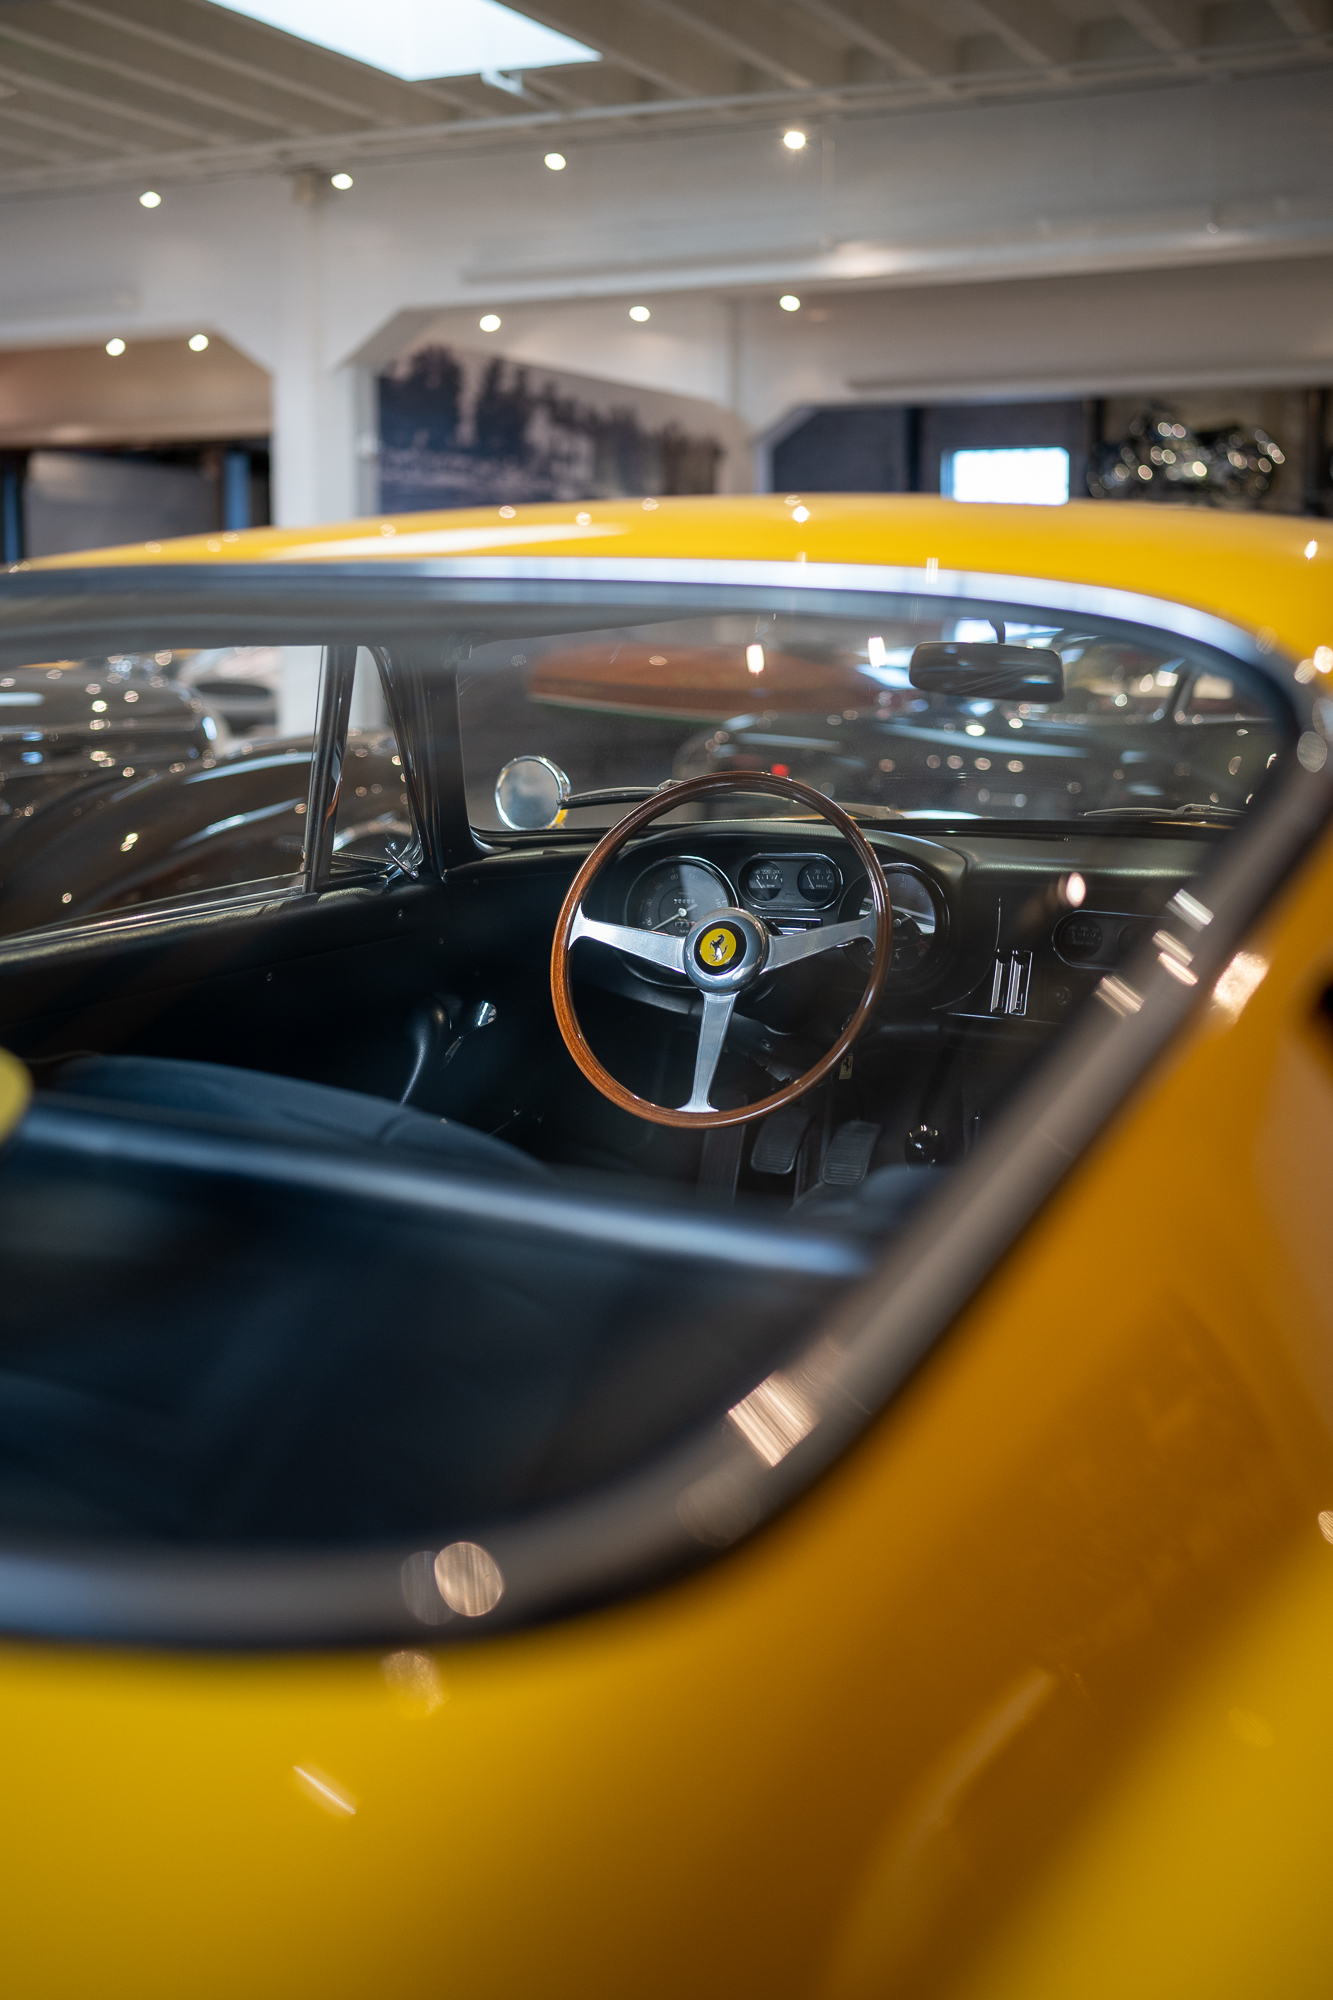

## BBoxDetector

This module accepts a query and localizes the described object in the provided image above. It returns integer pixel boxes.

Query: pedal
[699,1122,745,1202]
[750,1103,811,1175]
[821,1119,881,1187]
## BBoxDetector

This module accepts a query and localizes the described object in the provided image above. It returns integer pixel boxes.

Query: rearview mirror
[909,642,1065,702]
[494,755,570,830]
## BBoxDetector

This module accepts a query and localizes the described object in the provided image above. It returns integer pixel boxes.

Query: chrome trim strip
[258,555,1278,673]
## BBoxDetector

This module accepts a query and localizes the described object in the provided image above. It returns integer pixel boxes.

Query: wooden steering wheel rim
[550,770,894,1130]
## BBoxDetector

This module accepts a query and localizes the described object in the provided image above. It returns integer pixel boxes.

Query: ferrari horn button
[695,923,743,971]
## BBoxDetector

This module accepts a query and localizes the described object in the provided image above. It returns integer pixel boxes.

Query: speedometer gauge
[627,858,733,938]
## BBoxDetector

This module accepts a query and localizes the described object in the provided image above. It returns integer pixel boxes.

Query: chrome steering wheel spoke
[569,908,687,974]
[765,913,876,970]
[678,991,738,1114]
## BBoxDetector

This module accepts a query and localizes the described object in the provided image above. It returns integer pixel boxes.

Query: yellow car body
[4,496,1333,1998]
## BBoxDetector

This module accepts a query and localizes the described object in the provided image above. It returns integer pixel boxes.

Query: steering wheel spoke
[678,992,738,1113]
[569,909,687,974]
[766,913,876,971]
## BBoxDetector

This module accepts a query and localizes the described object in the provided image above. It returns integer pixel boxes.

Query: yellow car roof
[18,493,1329,665]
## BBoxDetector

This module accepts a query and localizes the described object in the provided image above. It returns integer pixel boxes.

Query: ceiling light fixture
[779,294,801,312]
[330,172,353,189]
[629,305,651,322]
[139,190,161,208]
[207,0,596,83]
[782,129,806,150]
[105,338,126,356]
[188,334,209,351]
[479,314,501,331]
[544,151,566,170]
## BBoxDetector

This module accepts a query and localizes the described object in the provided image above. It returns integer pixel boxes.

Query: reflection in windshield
[458,607,1289,830]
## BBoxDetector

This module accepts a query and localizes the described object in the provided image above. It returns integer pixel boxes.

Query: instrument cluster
[622,845,946,987]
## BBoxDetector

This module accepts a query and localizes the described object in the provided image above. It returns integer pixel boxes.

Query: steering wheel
[550,771,893,1130]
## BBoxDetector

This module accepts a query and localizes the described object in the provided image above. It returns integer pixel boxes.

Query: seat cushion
[40,1054,548,1182]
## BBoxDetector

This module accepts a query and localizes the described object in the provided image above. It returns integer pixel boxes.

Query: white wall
[0,66,1328,524]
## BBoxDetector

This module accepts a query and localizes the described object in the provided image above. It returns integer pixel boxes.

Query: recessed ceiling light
[139,190,161,207]
[188,333,209,351]
[105,337,126,356]
[779,294,801,311]
[544,151,566,170]
[208,0,597,82]
[330,172,353,189]
[629,305,651,322]
[782,129,806,150]
[479,313,501,331]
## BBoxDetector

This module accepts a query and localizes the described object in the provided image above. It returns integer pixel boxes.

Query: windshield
[457,602,1289,831]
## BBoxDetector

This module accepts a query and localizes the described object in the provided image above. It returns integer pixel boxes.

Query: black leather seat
[39,1054,548,1181]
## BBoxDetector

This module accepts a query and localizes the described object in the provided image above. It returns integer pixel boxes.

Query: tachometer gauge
[856,868,940,973]
[627,858,733,938]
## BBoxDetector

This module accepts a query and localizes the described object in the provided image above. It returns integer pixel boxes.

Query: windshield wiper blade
[1083,803,1244,824]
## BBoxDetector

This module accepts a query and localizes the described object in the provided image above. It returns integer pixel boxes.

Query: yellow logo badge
[699,925,739,968]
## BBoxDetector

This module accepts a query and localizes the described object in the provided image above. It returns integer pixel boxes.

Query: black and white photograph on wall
[379,343,742,511]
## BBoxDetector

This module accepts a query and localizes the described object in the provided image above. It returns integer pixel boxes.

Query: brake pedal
[821,1120,881,1187]
[750,1103,811,1175]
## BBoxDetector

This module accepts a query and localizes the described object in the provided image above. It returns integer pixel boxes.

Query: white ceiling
[0,0,1327,196]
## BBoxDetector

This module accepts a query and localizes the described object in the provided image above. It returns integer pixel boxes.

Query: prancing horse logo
[698,924,740,969]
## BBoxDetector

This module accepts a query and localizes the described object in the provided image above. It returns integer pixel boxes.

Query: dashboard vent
[989,949,1033,1017]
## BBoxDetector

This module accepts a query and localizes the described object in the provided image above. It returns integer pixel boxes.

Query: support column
[270,177,362,529]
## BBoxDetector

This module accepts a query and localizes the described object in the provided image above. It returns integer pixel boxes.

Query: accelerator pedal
[821,1120,881,1188]
[750,1103,811,1176]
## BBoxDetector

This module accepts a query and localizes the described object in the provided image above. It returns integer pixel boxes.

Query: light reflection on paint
[728,1370,817,1466]
[293,1765,356,1816]
[1211,950,1268,1022]
[381,1649,447,1716]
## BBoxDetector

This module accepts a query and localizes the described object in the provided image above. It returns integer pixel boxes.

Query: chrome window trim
[320,555,1280,675]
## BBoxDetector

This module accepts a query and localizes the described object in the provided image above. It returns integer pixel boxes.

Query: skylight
[209,0,598,80]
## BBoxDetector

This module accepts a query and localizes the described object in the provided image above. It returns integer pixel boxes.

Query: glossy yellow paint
[0,1045,29,1140]
[3,504,1333,1995]
[22,491,1332,678]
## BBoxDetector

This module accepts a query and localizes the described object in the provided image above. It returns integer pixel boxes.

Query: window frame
[0,556,1326,1647]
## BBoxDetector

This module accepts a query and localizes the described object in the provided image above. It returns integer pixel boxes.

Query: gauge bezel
[839,860,947,982]
[622,853,736,984]
[737,850,845,913]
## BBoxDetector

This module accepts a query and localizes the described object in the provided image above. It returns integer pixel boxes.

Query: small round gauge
[856,868,939,973]
[797,858,841,905]
[744,860,784,902]
[627,857,733,938]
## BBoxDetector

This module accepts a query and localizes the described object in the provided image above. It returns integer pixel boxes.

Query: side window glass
[0,646,315,939]
[330,652,414,873]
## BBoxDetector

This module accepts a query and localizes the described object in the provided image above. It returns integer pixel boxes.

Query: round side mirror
[494,755,571,830]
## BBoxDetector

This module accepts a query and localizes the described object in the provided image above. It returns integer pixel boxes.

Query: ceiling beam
[1114,1,1201,54]
[514,0,749,98]
[787,0,958,78]
[634,0,846,91]
[0,113,85,161]
[0,6,319,137]
[0,45,224,143]
[0,92,145,153]
[1266,0,1330,29]
[967,0,1077,68]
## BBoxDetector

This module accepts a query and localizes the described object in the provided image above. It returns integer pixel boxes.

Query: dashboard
[573,821,1218,1030]
[624,849,941,979]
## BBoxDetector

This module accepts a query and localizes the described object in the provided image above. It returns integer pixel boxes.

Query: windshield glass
[457,602,1289,830]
